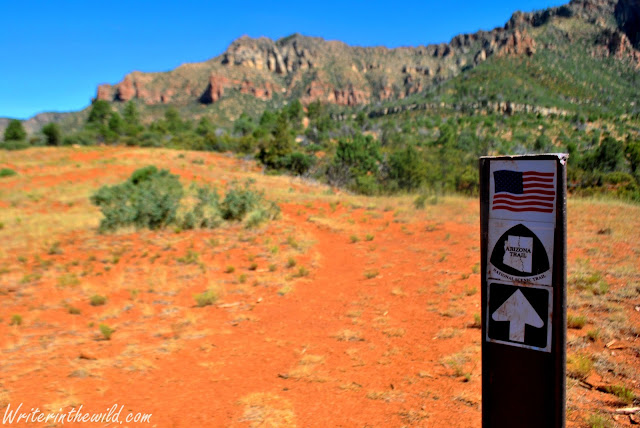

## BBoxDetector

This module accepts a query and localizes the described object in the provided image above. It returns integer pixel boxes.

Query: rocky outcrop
[331,86,370,106]
[222,34,314,75]
[199,74,282,104]
[91,0,637,110]
[94,22,552,108]
[498,29,537,56]
[474,49,487,64]
[96,84,113,101]
[366,100,570,120]
[594,28,640,66]
[615,0,640,48]
[301,81,369,106]
[116,77,136,101]
[506,0,616,30]
[378,83,395,101]
[239,80,279,100]
[200,75,230,104]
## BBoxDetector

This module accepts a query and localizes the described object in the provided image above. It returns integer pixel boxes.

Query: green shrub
[388,144,427,191]
[91,166,183,232]
[220,181,261,221]
[177,249,199,264]
[0,140,30,150]
[244,205,278,229]
[67,306,81,315]
[567,314,586,329]
[219,180,280,226]
[99,324,114,340]
[567,353,593,381]
[180,185,221,230]
[194,289,219,307]
[586,329,600,341]
[587,413,612,428]
[364,269,379,279]
[90,295,107,306]
[9,314,22,326]
[0,168,17,178]
[91,168,280,233]
[282,152,314,176]
[471,313,482,329]
[294,266,309,278]
[605,385,635,404]
[354,174,379,195]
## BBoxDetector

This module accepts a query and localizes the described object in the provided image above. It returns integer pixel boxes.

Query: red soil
[0,148,638,427]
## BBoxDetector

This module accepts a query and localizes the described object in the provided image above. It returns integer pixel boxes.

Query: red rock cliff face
[198,74,282,104]
[93,1,638,108]
[498,30,537,57]
[594,28,640,67]
[116,77,136,101]
[94,30,540,107]
[200,75,231,104]
[96,84,114,101]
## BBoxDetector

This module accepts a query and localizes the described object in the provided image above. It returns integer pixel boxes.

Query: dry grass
[333,329,364,342]
[237,393,297,427]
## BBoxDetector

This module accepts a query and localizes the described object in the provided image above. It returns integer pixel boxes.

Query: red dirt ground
[0,147,638,427]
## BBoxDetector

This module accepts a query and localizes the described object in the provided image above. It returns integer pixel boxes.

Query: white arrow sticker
[492,289,544,342]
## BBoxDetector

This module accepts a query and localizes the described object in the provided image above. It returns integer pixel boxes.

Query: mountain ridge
[2,0,639,136]
[92,0,639,111]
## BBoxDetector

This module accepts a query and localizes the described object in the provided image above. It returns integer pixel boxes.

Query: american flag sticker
[492,170,555,213]
[489,160,556,223]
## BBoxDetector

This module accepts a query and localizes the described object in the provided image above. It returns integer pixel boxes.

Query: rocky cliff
[4,0,639,137]
[95,0,639,110]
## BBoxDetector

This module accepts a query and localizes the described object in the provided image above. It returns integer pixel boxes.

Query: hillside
[2,0,639,136]
[93,0,638,114]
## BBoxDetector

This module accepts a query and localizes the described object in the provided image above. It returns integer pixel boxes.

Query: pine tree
[42,123,62,146]
[4,119,26,141]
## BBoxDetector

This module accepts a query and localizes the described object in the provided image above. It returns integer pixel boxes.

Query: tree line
[3,99,640,202]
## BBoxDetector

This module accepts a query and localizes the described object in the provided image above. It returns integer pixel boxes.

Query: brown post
[480,154,567,428]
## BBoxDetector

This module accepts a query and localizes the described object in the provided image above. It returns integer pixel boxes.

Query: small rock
[616,407,640,415]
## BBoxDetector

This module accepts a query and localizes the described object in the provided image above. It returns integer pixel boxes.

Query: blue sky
[1,0,566,119]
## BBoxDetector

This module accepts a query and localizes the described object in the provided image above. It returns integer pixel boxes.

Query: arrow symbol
[492,289,543,342]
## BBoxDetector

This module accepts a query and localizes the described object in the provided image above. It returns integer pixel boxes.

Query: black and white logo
[488,220,554,286]
[486,281,552,352]
[491,223,549,276]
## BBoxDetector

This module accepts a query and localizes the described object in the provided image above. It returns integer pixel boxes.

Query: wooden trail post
[479,154,567,428]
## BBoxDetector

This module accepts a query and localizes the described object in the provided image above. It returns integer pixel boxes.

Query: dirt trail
[94,202,482,427]
[0,200,481,427]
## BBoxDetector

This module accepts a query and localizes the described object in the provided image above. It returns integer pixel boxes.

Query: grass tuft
[99,324,114,340]
[89,295,107,306]
[194,289,219,307]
